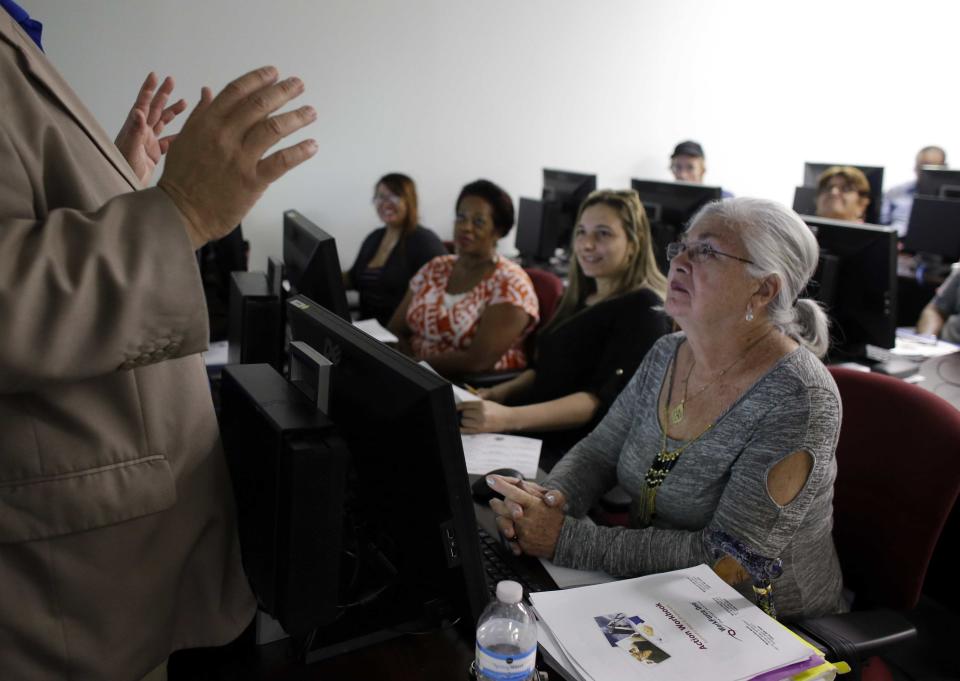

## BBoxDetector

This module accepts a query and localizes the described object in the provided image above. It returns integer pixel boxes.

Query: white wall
[29,0,960,269]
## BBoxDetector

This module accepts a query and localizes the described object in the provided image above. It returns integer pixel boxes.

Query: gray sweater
[545,333,847,620]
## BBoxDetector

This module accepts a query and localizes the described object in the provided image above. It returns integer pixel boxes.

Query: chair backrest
[828,367,960,610]
[523,267,564,328]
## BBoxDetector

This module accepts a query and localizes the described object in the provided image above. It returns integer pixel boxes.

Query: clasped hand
[486,475,567,560]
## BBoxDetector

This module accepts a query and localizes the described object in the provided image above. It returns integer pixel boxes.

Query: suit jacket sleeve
[0,123,209,393]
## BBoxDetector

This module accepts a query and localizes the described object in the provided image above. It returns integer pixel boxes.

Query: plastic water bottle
[475,581,537,681]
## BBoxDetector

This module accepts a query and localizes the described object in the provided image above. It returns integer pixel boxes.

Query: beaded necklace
[636,348,715,526]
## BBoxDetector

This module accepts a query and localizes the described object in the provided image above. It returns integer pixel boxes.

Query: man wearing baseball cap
[669,140,733,197]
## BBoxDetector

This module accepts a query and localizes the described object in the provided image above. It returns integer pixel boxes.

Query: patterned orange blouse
[406,255,540,371]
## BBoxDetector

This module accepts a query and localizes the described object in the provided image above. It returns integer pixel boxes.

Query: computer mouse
[471,468,525,504]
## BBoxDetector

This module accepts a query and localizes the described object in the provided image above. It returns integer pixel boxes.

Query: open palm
[115,73,187,185]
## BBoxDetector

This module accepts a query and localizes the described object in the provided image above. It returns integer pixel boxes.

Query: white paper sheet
[417,361,481,404]
[203,340,230,367]
[538,558,616,590]
[352,318,399,343]
[461,433,541,478]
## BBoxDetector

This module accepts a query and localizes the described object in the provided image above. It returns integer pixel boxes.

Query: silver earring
[745,306,754,322]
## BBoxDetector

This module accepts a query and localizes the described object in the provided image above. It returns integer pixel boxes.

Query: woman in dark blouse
[345,173,446,325]
[458,189,671,469]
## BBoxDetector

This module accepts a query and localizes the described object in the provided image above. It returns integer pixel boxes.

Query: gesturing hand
[158,66,318,249]
[115,73,187,185]
[486,475,567,559]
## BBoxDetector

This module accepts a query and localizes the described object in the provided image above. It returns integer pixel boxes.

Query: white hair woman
[487,198,847,620]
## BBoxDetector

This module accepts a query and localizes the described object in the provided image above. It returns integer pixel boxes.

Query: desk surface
[169,485,559,681]
[170,621,475,681]
[917,352,960,409]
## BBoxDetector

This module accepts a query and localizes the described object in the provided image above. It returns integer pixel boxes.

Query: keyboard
[477,525,554,597]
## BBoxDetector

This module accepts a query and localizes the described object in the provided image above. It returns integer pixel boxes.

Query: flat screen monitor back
[542,168,596,252]
[227,271,282,369]
[802,216,898,356]
[515,197,558,262]
[792,186,817,217]
[903,196,960,261]
[286,295,489,652]
[630,179,722,274]
[283,210,351,320]
[917,168,960,200]
[803,162,884,225]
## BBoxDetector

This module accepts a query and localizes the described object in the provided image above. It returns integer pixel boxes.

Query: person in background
[669,140,733,198]
[487,198,846,621]
[388,179,539,377]
[458,189,671,470]
[815,166,871,222]
[916,261,960,343]
[881,146,948,237]
[1,4,317,677]
[345,173,446,325]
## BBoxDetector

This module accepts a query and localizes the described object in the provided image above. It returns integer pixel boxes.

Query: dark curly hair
[456,179,515,238]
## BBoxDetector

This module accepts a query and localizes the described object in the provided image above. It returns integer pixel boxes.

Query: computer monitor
[903,196,960,261]
[219,362,349,638]
[916,168,960,200]
[282,210,351,320]
[792,186,818,217]
[541,168,597,252]
[802,162,884,225]
[227,271,283,369]
[802,216,898,357]
[284,295,489,658]
[630,179,723,274]
[514,197,563,263]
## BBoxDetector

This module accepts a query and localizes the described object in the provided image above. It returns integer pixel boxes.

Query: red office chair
[522,267,564,328]
[458,267,564,388]
[794,367,960,681]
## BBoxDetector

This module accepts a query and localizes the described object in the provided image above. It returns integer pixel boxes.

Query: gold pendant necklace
[667,328,774,424]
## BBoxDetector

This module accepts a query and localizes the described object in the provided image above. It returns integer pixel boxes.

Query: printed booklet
[530,564,831,681]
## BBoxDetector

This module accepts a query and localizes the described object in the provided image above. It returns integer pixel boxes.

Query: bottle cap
[496,580,523,604]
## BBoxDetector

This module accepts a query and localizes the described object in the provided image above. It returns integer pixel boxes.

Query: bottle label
[475,643,537,681]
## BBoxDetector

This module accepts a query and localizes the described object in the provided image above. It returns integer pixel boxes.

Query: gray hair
[688,198,830,358]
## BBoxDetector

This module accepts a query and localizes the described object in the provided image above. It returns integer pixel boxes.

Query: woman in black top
[345,173,446,324]
[458,189,671,469]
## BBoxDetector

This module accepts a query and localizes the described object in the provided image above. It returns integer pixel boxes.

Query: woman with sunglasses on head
[487,198,847,620]
[345,173,446,325]
[457,190,671,470]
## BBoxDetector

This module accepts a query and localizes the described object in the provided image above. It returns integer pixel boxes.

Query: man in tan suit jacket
[0,7,318,679]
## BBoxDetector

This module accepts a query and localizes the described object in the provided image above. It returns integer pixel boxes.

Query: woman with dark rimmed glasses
[488,197,847,620]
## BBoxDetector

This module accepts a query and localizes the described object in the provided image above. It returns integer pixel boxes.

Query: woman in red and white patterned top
[389,179,539,377]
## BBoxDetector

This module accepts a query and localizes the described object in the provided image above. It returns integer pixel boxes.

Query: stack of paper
[531,564,839,681]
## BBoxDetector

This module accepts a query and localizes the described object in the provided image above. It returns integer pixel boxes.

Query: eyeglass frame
[372,192,402,206]
[816,180,867,197]
[665,240,754,265]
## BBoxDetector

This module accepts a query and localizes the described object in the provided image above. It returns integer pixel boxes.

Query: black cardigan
[348,225,446,325]
[520,287,671,469]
